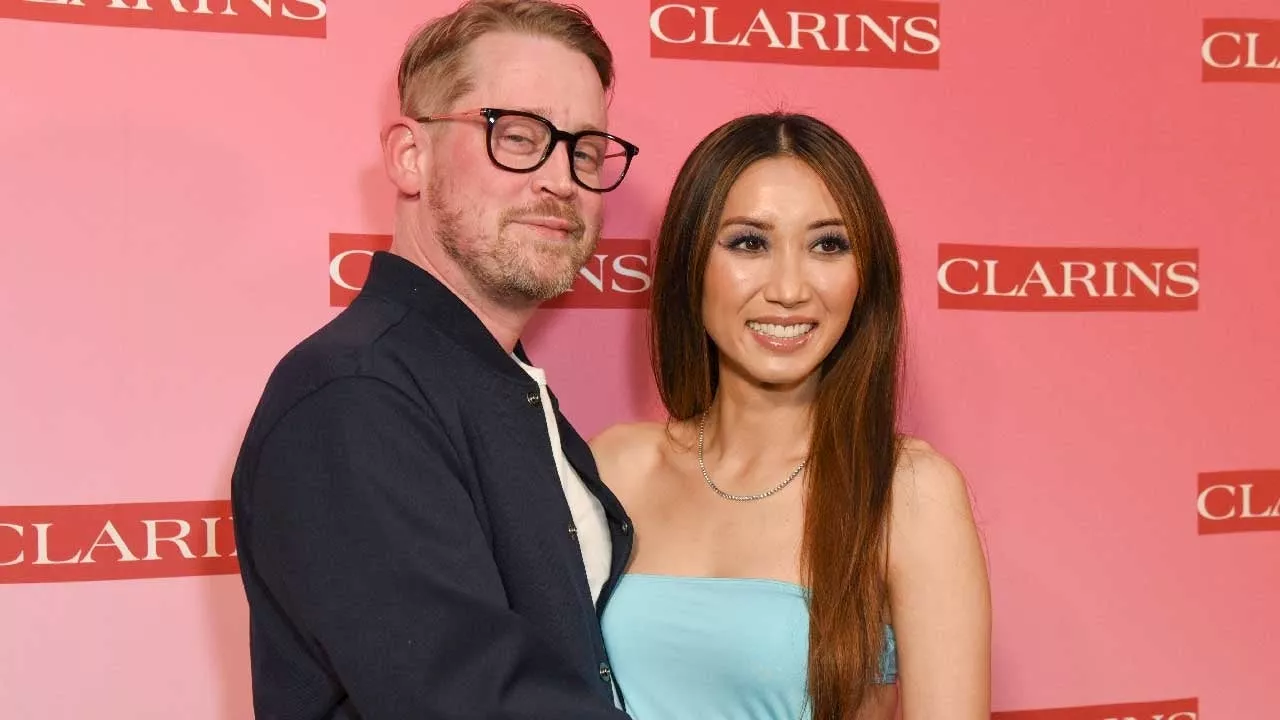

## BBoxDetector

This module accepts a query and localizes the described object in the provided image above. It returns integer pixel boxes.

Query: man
[230,1,641,717]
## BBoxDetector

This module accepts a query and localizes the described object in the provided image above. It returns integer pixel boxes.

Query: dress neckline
[622,572,809,595]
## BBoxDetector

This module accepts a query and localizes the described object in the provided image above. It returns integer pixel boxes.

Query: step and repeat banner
[1,1,1276,718]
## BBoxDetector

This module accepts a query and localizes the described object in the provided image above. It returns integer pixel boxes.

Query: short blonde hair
[397,0,614,117]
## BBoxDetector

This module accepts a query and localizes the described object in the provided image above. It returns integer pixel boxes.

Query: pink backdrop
[1,1,1277,718]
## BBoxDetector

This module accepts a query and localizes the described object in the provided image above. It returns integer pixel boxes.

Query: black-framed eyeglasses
[414,107,639,193]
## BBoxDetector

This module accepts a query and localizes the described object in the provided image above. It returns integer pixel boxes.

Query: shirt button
[620,521,631,535]
[568,524,578,537]
[525,391,541,407]
[598,662,613,684]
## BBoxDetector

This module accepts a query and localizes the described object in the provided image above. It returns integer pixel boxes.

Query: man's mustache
[503,201,586,236]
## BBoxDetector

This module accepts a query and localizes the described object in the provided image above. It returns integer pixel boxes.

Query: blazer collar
[358,250,538,385]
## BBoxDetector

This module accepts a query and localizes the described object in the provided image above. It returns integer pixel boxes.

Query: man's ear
[382,116,427,197]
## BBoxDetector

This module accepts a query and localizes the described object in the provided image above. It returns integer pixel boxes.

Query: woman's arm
[886,439,992,719]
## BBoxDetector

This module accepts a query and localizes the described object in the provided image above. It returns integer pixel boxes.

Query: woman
[592,113,991,719]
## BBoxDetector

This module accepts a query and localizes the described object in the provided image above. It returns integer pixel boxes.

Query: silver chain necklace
[697,413,806,502]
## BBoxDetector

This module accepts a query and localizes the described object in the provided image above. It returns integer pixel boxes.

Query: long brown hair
[649,113,904,718]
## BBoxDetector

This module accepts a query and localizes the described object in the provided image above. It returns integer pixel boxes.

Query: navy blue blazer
[231,251,634,719]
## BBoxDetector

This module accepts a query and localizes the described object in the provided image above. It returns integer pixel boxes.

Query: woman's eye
[815,235,851,253]
[727,234,767,252]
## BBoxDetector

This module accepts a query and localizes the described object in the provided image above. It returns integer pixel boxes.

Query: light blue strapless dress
[601,573,897,720]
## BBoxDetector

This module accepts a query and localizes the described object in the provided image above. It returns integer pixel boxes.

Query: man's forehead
[462,35,607,130]
[503,105,606,133]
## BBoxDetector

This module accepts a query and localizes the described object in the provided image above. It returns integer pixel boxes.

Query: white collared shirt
[511,355,612,605]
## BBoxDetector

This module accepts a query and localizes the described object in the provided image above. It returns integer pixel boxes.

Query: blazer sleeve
[245,375,627,720]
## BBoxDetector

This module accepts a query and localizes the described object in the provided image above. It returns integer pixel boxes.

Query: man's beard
[429,174,597,304]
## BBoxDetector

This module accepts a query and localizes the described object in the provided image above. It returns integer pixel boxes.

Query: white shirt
[511,354,612,605]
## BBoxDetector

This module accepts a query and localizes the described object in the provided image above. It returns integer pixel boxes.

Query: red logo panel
[1202,18,1280,83]
[937,244,1199,312]
[329,233,392,308]
[329,234,651,310]
[0,0,328,39]
[1198,470,1280,535]
[649,0,940,69]
[992,698,1198,720]
[542,238,653,310]
[0,501,237,584]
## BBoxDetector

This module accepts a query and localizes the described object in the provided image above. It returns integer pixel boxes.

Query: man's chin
[533,251,587,287]
[484,268,578,304]
[530,270,579,300]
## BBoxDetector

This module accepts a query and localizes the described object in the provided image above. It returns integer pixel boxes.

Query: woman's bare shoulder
[893,436,967,497]
[589,420,676,493]
[888,435,983,566]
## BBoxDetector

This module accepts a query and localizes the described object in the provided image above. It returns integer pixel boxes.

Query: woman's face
[701,156,860,390]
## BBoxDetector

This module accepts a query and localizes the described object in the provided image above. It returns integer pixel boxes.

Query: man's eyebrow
[517,106,603,132]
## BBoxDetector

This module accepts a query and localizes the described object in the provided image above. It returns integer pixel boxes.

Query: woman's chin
[743,363,823,390]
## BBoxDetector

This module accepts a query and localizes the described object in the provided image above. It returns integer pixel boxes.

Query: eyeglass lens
[490,114,629,191]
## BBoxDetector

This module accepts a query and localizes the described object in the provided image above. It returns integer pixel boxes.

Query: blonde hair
[397,0,614,116]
